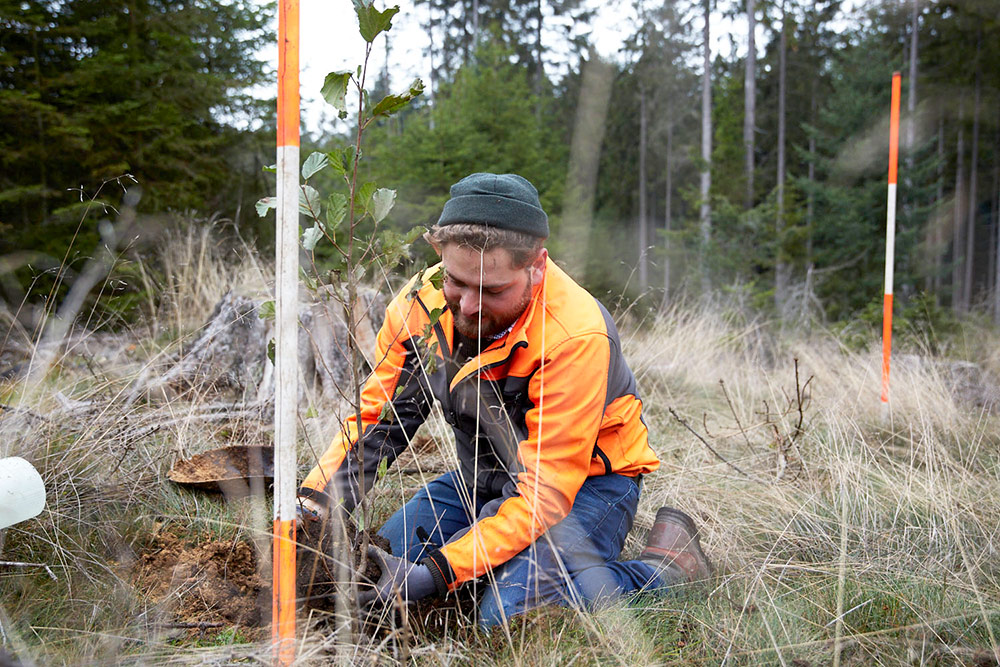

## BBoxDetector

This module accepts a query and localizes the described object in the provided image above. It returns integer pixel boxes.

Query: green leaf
[321,70,352,112]
[424,354,438,375]
[427,307,444,326]
[406,279,422,302]
[327,147,353,177]
[325,253,347,277]
[267,338,276,365]
[427,266,444,290]
[262,164,277,173]
[379,229,404,266]
[376,456,389,479]
[371,188,396,223]
[353,1,399,43]
[405,225,427,244]
[301,152,329,180]
[371,94,408,117]
[371,78,425,117]
[356,181,377,214]
[299,185,322,217]
[302,224,324,251]
[326,192,348,230]
[300,268,319,291]
[255,197,276,217]
[258,300,275,320]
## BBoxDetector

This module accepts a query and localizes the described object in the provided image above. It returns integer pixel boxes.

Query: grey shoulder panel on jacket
[595,298,640,409]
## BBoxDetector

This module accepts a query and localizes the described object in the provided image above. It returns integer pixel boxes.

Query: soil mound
[297,517,387,612]
[135,532,266,634]
[135,521,476,642]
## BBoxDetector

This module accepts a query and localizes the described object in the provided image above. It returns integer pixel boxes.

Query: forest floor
[1,229,999,665]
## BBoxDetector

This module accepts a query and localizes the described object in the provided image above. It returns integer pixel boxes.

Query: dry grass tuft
[1,230,998,664]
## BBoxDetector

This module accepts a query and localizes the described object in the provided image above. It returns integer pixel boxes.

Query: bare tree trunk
[990,124,998,315]
[964,37,981,311]
[807,79,816,301]
[426,4,437,130]
[561,54,614,281]
[638,80,649,292]
[664,115,674,305]
[933,115,944,296]
[534,0,544,121]
[744,0,756,211]
[472,0,479,48]
[32,29,48,222]
[904,0,918,286]
[995,200,1000,324]
[700,0,712,293]
[382,32,392,94]
[953,100,965,313]
[906,0,918,157]
[995,103,1000,324]
[462,0,471,64]
[775,0,788,313]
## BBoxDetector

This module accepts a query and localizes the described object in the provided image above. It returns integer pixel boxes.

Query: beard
[447,281,533,340]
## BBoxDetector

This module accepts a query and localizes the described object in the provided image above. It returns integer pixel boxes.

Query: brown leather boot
[640,507,714,585]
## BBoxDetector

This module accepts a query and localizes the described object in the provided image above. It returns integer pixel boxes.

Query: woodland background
[3,0,1000,329]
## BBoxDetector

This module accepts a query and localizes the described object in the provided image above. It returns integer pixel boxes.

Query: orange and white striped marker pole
[273,0,299,663]
[881,72,902,407]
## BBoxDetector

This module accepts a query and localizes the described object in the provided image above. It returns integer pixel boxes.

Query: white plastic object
[0,457,46,530]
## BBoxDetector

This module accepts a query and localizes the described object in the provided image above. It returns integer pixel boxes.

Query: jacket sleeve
[434,329,611,589]
[299,281,431,511]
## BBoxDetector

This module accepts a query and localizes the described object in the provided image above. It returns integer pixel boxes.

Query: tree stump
[143,287,385,406]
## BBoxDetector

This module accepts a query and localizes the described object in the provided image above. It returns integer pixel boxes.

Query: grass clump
[1,228,999,664]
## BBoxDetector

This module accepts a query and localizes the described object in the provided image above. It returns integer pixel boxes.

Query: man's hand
[295,497,327,549]
[296,497,324,523]
[358,545,436,608]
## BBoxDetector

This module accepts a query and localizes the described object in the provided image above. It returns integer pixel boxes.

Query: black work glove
[295,499,323,546]
[358,545,436,608]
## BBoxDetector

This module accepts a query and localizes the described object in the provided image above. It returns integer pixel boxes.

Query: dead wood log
[140,286,385,405]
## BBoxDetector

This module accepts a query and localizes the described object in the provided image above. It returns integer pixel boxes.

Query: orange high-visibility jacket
[299,258,660,593]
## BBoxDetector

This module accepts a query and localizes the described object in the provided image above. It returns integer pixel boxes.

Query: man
[297,173,712,626]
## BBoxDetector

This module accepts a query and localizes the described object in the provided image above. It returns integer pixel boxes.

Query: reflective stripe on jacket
[300,258,659,590]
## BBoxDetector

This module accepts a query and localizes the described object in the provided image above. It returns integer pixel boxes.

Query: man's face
[439,243,546,339]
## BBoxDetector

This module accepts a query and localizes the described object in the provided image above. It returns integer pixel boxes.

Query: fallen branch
[668,407,767,484]
[0,404,47,422]
[160,621,224,630]
[0,560,58,581]
[117,401,272,441]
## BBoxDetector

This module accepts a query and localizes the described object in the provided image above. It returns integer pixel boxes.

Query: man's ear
[422,231,442,256]
[528,248,547,284]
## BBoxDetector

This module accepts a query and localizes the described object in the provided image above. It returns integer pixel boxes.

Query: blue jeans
[378,471,662,627]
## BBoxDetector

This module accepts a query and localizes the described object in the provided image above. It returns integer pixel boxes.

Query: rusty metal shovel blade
[168,445,274,496]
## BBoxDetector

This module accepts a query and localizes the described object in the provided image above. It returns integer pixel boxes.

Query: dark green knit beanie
[437,172,549,238]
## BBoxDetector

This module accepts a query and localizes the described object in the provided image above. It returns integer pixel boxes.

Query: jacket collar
[445,259,549,389]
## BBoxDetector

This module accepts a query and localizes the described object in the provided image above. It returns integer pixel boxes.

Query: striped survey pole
[273,0,299,663]
[881,72,902,407]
